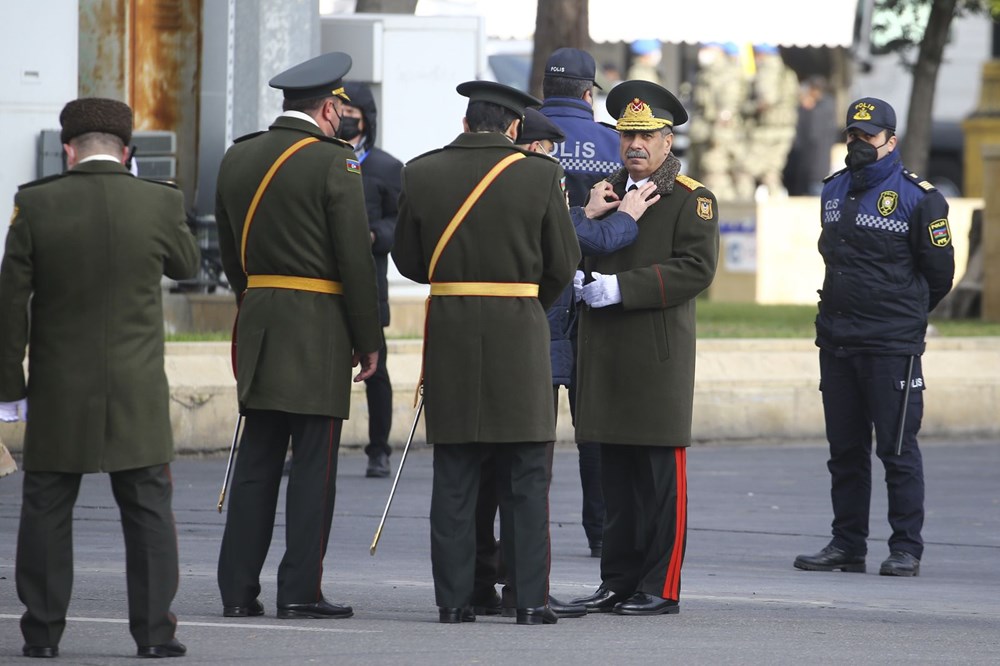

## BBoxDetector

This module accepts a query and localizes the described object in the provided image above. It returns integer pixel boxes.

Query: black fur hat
[60,97,133,145]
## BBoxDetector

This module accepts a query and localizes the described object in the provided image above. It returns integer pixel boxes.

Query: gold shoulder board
[675,174,704,191]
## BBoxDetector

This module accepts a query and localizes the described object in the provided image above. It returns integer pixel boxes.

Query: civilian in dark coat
[340,81,404,479]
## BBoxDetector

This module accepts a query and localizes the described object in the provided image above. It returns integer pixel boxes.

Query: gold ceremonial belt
[429,282,539,297]
[246,274,343,294]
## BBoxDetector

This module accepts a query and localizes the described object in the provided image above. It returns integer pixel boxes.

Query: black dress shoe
[515,606,558,625]
[613,592,679,616]
[366,453,390,478]
[879,550,920,577]
[548,594,587,618]
[569,586,627,613]
[277,599,354,619]
[22,645,58,658]
[137,638,187,658]
[223,598,264,617]
[794,545,866,573]
[438,606,476,623]
[470,588,502,616]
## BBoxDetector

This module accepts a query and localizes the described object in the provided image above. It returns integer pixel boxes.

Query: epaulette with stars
[903,169,937,192]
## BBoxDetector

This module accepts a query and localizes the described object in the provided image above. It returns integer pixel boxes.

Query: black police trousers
[819,350,925,559]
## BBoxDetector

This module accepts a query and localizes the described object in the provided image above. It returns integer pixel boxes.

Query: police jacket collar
[540,96,595,120]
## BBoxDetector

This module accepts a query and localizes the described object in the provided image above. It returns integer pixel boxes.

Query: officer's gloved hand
[581,272,621,308]
[572,270,585,302]
[0,399,27,423]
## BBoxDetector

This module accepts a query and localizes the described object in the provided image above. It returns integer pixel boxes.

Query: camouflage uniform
[745,51,799,194]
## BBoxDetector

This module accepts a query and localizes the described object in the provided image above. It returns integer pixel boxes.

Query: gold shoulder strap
[427,152,525,281]
[240,137,320,271]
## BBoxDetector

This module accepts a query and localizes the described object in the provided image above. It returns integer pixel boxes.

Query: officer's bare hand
[617,182,660,221]
[584,180,620,218]
[353,350,380,382]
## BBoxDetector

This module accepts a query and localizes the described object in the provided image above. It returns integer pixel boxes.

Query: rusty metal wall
[78,0,202,209]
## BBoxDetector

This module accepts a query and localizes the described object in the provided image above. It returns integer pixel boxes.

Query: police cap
[606,80,688,132]
[60,97,133,145]
[518,108,566,144]
[269,52,353,102]
[845,97,896,135]
[544,47,602,90]
[456,80,541,118]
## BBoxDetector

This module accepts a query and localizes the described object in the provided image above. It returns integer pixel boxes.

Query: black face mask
[337,117,362,141]
[845,138,888,171]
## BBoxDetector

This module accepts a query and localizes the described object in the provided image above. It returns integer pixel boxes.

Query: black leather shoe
[137,638,186,658]
[277,599,353,619]
[470,588,502,616]
[879,550,920,577]
[438,606,476,623]
[223,598,264,617]
[794,545,866,573]
[515,606,558,625]
[22,645,58,658]
[613,592,679,616]
[569,586,627,613]
[548,595,587,618]
[366,453,390,478]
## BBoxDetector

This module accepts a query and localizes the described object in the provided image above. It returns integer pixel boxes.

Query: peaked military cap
[845,96,896,135]
[269,51,353,102]
[606,80,688,131]
[519,108,566,144]
[60,97,133,145]
[456,80,541,119]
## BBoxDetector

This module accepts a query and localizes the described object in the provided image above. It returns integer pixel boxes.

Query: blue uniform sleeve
[910,190,955,311]
[571,207,639,256]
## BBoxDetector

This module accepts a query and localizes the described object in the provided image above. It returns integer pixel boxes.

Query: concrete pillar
[962,60,1000,198]
[232,0,321,139]
[982,144,1000,322]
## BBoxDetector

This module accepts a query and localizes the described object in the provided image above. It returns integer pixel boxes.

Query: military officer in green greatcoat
[214,52,382,621]
[570,81,720,616]
[0,97,199,658]
[392,81,581,625]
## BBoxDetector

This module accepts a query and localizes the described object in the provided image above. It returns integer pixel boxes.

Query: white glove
[581,272,621,308]
[572,270,585,302]
[0,398,27,422]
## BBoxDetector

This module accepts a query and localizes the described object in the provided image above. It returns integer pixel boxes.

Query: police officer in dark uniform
[393,81,580,625]
[540,46,623,559]
[214,52,383,619]
[1,97,199,658]
[794,97,955,577]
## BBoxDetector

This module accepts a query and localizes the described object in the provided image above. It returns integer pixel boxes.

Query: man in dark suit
[339,81,403,479]
[214,52,383,621]
[570,80,720,617]
[0,97,199,658]
[393,81,580,625]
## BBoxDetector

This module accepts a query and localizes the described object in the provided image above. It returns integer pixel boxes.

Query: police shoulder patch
[346,158,362,175]
[928,218,951,247]
[675,174,704,191]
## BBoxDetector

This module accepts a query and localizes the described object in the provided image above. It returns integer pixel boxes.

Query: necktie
[628,184,638,192]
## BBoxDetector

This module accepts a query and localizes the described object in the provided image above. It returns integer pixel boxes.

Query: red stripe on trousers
[662,448,687,600]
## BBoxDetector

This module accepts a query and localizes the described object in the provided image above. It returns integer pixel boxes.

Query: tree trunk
[530,0,590,98]
[901,0,958,175]
[354,0,418,12]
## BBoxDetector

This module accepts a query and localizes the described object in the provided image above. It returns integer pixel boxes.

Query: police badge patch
[928,218,951,247]
[696,197,713,220]
[877,191,898,217]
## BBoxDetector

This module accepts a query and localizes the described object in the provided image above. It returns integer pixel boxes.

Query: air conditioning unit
[36,129,177,181]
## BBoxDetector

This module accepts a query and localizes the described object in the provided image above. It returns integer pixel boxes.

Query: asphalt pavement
[1,439,998,665]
